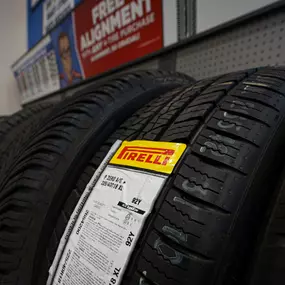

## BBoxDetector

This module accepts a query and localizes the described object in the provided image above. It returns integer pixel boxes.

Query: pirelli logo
[117,146,174,165]
[110,140,187,174]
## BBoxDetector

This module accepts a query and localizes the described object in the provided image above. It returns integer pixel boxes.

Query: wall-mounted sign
[16,0,179,103]
[74,0,163,77]
[12,36,60,104]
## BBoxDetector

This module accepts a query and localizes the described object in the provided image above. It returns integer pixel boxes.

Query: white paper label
[12,35,60,104]
[48,140,187,285]
[49,163,167,285]
[43,0,75,34]
[31,0,40,8]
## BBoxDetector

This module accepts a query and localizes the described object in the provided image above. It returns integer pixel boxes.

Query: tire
[0,103,53,177]
[0,116,7,123]
[248,169,285,285]
[15,66,285,285]
[0,70,193,285]
[89,67,285,285]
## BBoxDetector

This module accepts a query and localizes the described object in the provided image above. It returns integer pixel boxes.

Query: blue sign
[27,0,83,49]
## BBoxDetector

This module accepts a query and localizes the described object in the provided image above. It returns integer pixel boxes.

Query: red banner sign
[74,0,163,78]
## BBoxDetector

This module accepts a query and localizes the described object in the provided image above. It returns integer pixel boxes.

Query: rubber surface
[0,116,7,123]
[249,168,285,285]
[0,103,53,178]
[0,70,192,285]
[41,67,285,285]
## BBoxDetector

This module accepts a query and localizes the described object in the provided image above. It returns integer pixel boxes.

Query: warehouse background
[0,0,279,115]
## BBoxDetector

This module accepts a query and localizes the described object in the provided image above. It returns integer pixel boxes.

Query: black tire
[13,66,285,285]
[0,70,192,285]
[0,116,7,123]
[0,103,53,177]
[89,67,285,285]
[248,169,285,285]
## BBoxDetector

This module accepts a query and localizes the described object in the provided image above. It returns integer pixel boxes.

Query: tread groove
[230,94,280,112]
[156,80,222,141]
[165,200,206,226]
[158,213,201,238]
[175,187,231,215]
[191,151,246,175]
[205,126,259,147]
[178,172,220,195]
[137,270,157,285]
[141,255,179,282]
[183,162,224,183]
[154,229,213,263]
[242,81,285,97]
[218,107,272,127]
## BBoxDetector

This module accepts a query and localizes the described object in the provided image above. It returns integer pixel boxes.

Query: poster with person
[51,15,83,88]
[14,0,166,104]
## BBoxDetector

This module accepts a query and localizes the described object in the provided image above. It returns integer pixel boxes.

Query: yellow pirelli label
[110,140,187,174]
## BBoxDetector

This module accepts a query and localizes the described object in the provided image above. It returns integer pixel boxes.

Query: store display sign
[45,0,163,87]
[43,0,75,34]
[73,0,163,77]
[12,36,60,104]
[15,0,164,103]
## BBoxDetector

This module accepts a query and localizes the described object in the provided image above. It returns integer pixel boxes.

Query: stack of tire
[0,68,284,285]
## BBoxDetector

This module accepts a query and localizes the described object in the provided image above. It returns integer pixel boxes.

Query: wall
[197,0,278,33]
[163,0,178,47]
[0,1,26,115]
